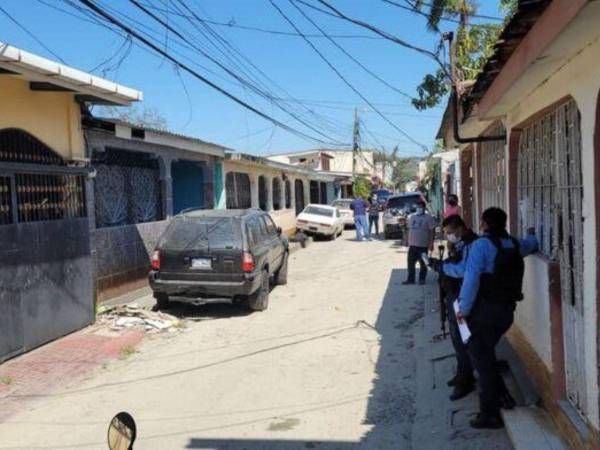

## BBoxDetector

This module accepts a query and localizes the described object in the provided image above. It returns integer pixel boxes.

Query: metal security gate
[556,101,586,414]
[517,100,586,415]
[0,129,94,362]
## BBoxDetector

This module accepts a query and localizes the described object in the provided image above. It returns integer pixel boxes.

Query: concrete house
[83,117,226,302]
[223,152,336,234]
[437,1,600,447]
[0,43,140,361]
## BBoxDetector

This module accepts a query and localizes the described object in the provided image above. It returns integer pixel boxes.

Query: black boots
[450,382,475,401]
[470,413,504,429]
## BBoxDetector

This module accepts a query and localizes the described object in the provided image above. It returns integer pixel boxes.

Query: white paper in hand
[453,300,471,344]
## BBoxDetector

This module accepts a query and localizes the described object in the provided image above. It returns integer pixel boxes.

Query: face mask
[447,233,459,244]
[416,207,424,215]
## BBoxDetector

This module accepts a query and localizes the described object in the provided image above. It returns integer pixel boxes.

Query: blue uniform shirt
[442,238,473,279]
[456,234,539,316]
[350,198,368,217]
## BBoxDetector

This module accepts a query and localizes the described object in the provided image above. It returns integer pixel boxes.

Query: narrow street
[0,232,511,449]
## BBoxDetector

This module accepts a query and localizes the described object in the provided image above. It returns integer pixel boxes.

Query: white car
[331,198,355,228]
[296,204,344,240]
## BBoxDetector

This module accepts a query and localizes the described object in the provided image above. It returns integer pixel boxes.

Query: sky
[1,0,507,157]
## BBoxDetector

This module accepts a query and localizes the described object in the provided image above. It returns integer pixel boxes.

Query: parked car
[331,198,354,228]
[149,209,288,312]
[296,204,344,240]
[383,192,427,240]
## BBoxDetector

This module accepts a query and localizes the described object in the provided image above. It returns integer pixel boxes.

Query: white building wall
[502,35,600,429]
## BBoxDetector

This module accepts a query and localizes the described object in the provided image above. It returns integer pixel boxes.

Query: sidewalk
[0,324,144,423]
[411,282,513,450]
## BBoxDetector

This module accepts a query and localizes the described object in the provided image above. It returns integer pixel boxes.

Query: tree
[95,105,169,131]
[352,177,372,199]
[411,0,517,110]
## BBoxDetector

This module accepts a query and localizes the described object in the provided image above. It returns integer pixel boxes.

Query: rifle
[438,244,447,339]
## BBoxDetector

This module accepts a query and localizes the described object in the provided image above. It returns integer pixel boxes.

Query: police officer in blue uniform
[456,207,538,429]
[437,214,479,401]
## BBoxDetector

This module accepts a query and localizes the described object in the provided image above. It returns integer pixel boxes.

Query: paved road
[0,231,508,449]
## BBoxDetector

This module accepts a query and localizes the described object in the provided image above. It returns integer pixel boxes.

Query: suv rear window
[387,195,421,212]
[331,200,352,209]
[160,217,241,250]
[304,206,334,217]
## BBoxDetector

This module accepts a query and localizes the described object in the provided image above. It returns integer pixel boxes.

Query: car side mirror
[277,227,282,236]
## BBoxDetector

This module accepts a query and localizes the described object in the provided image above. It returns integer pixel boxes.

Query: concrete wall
[0,77,85,160]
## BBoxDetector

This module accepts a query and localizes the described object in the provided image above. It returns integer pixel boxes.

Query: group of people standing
[349,195,382,241]
[404,194,538,429]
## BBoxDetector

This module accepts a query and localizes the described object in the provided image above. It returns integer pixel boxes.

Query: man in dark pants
[456,208,538,429]
[403,200,435,285]
[437,215,478,401]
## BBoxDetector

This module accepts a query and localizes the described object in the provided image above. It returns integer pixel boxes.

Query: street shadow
[160,301,252,320]
[182,268,424,449]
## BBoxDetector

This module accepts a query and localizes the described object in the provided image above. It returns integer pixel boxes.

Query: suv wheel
[154,293,170,310]
[247,270,269,311]
[275,252,289,286]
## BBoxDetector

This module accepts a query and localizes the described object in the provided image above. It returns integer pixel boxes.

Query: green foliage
[418,157,441,197]
[411,0,518,110]
[352,177,372,199]
[392,157,420,190]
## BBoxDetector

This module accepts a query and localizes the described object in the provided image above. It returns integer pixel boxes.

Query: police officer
[437,214,478,401]
[456,207,538,429]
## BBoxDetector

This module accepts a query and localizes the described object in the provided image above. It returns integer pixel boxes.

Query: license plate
[309,226,318,231]
[191,258,212,270]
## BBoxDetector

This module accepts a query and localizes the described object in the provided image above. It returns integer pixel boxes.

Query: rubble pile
[97,303,184,333]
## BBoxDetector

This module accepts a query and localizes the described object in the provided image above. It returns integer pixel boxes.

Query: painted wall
[0,76,84,159]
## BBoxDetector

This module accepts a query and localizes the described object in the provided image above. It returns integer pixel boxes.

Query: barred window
[518,99,581,258]
[285,179,291,209]
[272,178,282,211]
[310,180,319,204]
[480,124,507,212]
[226,172,251,209]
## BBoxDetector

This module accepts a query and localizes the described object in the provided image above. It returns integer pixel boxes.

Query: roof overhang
[226,152,336,181]
[468,0,589,119]
[0,42,142,106]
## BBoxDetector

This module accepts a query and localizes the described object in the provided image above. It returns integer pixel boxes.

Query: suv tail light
[242,252,255,273]
[150,250,160,270]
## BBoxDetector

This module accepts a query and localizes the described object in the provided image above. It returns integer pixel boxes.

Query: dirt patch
[267,417,301,431]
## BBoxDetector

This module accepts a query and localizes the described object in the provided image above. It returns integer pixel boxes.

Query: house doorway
[172,160,204,214]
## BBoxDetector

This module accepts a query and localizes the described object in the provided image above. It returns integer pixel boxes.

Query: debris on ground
[97,304,184,334]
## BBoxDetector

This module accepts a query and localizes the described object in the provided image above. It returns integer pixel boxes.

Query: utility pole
[352,107,360,179]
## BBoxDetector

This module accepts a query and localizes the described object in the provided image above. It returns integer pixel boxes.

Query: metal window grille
[225,172,251,209]
[480,124,507,212]
[0,128,64,165]
[93,148,162,228]
[518,111,556,256]
[285,180,291,209]
[15,173,85,223]
[258,176,268,211]
[272,178,282,210]
[0,176,13,225]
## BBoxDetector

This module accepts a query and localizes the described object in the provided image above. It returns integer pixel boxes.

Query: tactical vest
[477,235,525,303]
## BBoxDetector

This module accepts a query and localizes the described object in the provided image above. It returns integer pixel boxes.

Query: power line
[77,0,346,147]
[0,4,66,63]
[290,0,413,100]
[137,1,384,40]
[302,0,448,77]
[129,0,342,145]
[170,0,350,141]
[269,0,428,151]
[408,0,504,22]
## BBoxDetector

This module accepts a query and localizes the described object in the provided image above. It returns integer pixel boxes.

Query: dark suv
[149,209,289,311]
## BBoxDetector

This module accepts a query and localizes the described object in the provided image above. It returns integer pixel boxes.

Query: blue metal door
[172,160,204,214]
